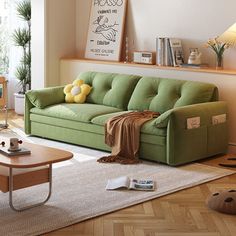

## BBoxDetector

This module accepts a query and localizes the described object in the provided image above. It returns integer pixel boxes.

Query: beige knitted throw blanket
[97,111,159,164]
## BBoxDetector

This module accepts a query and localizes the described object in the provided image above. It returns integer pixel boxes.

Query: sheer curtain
[0,0,25,108]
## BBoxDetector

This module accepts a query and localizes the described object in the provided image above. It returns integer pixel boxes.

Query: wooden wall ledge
[61,58,236,76]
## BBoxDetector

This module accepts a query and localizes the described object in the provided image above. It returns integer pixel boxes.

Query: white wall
[31,0,46,89]
[45,0,77,87]
[31,0,77,89]
[76,0,236,69]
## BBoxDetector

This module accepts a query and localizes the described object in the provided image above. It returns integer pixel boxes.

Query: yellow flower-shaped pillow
[64,79,92,103]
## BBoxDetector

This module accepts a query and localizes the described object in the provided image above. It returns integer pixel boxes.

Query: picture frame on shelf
[85,0,127,62]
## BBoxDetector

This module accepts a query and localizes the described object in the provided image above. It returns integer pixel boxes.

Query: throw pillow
[64,79,92,103]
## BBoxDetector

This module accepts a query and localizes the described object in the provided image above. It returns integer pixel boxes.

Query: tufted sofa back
[77,71,141,110]
[128,77,218,113]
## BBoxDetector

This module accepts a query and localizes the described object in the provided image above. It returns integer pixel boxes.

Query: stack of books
[156,38,184,67]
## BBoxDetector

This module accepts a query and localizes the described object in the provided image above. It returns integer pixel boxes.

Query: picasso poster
[85,0,127,61]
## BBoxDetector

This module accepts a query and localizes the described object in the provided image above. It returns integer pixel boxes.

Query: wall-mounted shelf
[61,58,236,76]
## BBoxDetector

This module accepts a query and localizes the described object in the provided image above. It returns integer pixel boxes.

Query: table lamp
[217,23,236,168]
[206,23,236,216]
[218,22,236,46]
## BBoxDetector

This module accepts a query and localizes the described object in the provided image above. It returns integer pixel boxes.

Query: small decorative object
[85,0,127,61]
[205,37,229,70]
[207,190,236,215]
[8,138,23,152]
[64,79,92,103]
[133,51,155,65]
[0,138,30,156]
[124,36,129,63]
[187,48,202,65]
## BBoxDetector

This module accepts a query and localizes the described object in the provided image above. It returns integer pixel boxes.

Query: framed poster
[85,0,127,61]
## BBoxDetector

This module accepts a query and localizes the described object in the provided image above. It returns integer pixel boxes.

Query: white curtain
[0,0,26,108]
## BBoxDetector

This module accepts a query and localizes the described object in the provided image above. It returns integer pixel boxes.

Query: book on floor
[106,176,155,191]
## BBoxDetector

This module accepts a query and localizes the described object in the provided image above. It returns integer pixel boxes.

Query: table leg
[9,164,52,212]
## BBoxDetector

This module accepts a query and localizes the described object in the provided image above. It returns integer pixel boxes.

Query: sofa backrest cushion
[77,71,141,110]
[128,77,218,113]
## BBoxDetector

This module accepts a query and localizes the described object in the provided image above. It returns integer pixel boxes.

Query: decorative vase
[216,55,223,70]
[14,93,25,115]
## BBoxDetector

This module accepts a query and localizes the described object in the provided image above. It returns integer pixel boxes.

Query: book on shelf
[156,37,184,67]
[106,176,155,191]
[180,63,209,69]
[156,37,164,66]
[169,38,184,67]
[163,38,173,66]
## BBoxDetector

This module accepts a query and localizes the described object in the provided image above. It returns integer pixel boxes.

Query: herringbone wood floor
[1,111,236,236]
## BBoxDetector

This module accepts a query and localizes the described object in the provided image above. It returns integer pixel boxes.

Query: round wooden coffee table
[0,141,73,212]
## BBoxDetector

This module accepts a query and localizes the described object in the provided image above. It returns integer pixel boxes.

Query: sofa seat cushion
[30,103,122,123]
[30,115,166,146]
[91,111,167,136]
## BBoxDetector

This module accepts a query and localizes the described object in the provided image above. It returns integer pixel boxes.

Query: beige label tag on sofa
[212,114,226,125]
[187,117,200,129]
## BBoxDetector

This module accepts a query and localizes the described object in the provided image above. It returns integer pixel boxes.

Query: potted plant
[13,0,31,115]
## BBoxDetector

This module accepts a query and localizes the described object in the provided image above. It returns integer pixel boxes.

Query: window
[0,0,23,75]
[4,0,9,9]
[0,0,10,74]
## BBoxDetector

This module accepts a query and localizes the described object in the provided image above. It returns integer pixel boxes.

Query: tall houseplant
[13,0,31,115]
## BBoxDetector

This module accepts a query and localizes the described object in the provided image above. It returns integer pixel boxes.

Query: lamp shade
[218,23,236,46]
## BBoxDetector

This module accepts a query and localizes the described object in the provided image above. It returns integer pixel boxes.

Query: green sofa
[25,71,228,166]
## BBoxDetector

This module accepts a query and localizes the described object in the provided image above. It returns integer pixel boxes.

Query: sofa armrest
[26,86,65,109]
[24,86,65,134]
[158,101,228,165]
[155,101,227,128]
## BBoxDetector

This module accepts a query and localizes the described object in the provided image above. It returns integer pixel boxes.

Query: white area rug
[0,128,235,236]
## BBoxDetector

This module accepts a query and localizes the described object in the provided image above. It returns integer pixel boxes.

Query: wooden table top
[0,141,73,168]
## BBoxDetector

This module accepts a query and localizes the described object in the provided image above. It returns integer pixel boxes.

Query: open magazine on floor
[106,176,155,191]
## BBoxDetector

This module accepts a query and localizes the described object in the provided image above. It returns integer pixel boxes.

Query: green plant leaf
[12,28,30,47]
[21,52,31,66]
[13,0,31,93]
[15,65,29,94]
[17,0,31,22]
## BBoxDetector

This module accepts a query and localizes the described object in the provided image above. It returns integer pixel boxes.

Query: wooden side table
[0,141,73,211]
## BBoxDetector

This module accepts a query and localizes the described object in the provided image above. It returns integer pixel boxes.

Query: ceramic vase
[216,54,223,70]
[14,93,25,115]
